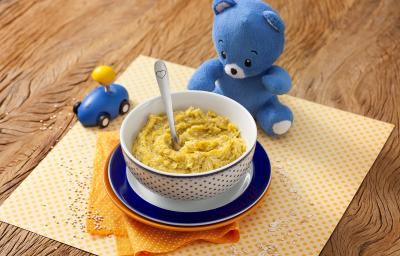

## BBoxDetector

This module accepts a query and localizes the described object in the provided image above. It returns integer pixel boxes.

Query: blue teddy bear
[188,0,293,136]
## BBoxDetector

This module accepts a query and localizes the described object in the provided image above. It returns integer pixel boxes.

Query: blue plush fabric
[188,0,293,136]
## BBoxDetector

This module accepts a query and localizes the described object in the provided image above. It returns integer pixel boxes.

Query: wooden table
[0,0,399,255]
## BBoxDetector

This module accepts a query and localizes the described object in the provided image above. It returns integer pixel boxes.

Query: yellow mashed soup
[132,107,246,174]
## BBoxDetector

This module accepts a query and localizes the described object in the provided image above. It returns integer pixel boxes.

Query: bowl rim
[120,90,257,178]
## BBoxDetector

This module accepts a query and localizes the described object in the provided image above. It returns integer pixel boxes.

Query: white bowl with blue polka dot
[120,91,257,200]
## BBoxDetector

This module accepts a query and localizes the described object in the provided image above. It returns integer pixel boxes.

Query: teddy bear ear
[262,10,285,33]
[212,0,236,15]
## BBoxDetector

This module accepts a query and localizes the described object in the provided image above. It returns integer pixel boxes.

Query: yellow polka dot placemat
[0,55,394,256]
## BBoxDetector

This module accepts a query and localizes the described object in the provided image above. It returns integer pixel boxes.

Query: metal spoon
[154,60,180,150]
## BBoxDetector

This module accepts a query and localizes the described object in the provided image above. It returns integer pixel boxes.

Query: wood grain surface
[0,0,399,255]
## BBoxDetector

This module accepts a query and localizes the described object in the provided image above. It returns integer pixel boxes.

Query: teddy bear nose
[230,68,237,75]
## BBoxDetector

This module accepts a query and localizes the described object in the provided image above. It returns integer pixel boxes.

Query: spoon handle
[154,60,180,149]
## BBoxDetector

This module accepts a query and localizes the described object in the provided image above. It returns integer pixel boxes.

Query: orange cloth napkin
[86,132,240,256]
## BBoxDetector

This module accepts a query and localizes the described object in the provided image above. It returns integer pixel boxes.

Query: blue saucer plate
[107,142,271,227]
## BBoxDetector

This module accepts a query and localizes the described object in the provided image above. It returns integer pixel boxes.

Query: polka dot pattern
[0,56,394,256]
[123,145,255,200]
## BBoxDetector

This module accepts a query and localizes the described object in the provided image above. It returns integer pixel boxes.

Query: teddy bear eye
[244,59,252,67]
[221,51,227,59]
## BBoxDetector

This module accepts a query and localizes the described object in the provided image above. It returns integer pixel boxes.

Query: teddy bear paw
[272,120,292,135]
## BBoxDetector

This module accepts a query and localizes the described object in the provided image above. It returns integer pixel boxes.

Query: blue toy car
[73,66,130,128]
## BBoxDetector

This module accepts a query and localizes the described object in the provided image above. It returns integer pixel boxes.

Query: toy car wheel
[119,100,130,115]
[73,101,81,114]
[98,114,110,128]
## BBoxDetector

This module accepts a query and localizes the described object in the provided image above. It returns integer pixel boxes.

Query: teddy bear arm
[187,58,224,92]
[261,66,292,95]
